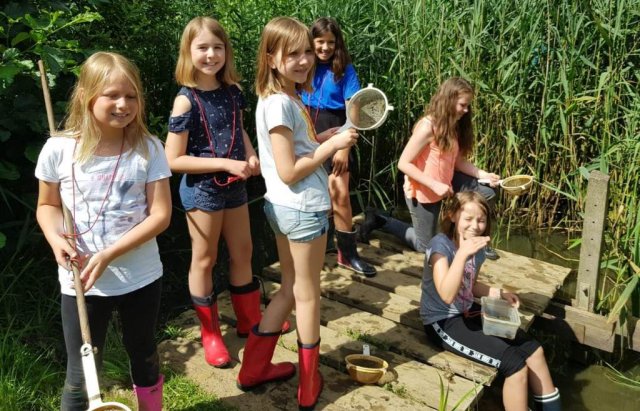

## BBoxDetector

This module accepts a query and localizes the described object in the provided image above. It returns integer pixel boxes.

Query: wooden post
[575,170,609,312]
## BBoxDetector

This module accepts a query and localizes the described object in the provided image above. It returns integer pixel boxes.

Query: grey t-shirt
[256,93,330,212]
[420,233,486,324]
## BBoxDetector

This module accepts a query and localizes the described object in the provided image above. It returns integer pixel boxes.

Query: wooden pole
[37,60,56,133]
[575,170,609,312]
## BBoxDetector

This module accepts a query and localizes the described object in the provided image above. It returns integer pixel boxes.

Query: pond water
[477,227,640,411]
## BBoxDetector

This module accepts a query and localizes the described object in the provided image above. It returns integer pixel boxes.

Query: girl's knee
[229,243,253,265]
[192,255,217,273]
[508,365,529,385]
[527,346,547,365]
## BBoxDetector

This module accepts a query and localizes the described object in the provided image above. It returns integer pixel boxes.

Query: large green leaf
[0,160,20,180]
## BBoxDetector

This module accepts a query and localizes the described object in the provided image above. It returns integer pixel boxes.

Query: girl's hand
[79,250,111,292]
[53,234,79,271]
[432,180,454,197]
[331,148,350,176]
[330,128,358,151]
[479,171,501,187]
[458,235,490,258]
[226,159,252,179]
[247,155,261,176]
[502,292,520,308]
[316,126,340,143]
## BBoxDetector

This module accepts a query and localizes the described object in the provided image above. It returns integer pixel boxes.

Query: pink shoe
[133,374,164,411]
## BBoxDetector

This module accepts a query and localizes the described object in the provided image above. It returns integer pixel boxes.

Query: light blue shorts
[264,201,329,243]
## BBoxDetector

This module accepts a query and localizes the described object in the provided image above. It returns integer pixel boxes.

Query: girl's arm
[165,95,251,179]
[241,113,260,176]
[78,177,172,291]
[473,281,520,307]
[454,157,500,186]
[432,236,490,304]
[398,118,452,197]
[270,126,357,185]
[36,180,79,270]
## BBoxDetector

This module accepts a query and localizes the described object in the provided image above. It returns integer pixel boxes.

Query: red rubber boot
[237,325,296,390]
[297,339,323,411]
[230,277,290,337]
[192,295,231,368]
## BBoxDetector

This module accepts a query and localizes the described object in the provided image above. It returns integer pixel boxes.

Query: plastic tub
[481,297,521,339]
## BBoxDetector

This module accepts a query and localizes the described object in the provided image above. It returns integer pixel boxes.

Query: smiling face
[452,201,487,242]
[313,31,336,62]
[90,73,138,138]
[272,42,315,94]
[190,29,226,86]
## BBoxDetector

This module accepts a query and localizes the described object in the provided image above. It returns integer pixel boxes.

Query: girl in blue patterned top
[421,192,560,411]
[300,17,377,278]
[165,16,286,369]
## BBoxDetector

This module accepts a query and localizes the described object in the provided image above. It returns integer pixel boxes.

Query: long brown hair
[440,191,491,241]
[175,16,240,88]
[61,52,151,163]
[425,77,474,156]
[310,17,351,80]
[255,17,314,97]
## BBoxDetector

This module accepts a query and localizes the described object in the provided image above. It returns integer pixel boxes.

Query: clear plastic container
[481,297,521,339]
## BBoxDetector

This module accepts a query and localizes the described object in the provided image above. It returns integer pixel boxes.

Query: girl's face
[91,74,138,138]
[454,93,472,120]
[190,29,226,82]
[452,202,487,242]
[272,43,314,93]
[313,31,336,62]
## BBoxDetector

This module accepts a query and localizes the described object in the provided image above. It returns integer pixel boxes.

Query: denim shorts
[264,201,329,242]
[179,174,248,212]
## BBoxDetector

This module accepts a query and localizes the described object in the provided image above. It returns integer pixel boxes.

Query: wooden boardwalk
[159,228,571,410]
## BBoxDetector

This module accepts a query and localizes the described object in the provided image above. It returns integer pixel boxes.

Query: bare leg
[186,209,223,297]
[329,171,352,232]
[503,366,529,411]
[259,234,295,333]
[526,347,556,395]
[221,204,253,287]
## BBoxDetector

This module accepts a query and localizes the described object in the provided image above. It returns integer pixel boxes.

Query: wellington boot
[133,374,164,411]
[336,230,377,277]
[192,297,231,368]
[237,325,296,390]
[230,277,291,337]
[357,208,387,244]
[297,340,323,411]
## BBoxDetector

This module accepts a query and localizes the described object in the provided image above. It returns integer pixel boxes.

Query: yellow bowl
[345,354,388,384]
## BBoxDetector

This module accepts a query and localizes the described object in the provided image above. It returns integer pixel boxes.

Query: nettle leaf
[25,143,43,163]
[3,48,20,60]
[41,46,65,75]
[0,232,6,249]
[0,160,20,180]
[11,31,32,47]
[0,64,23,87]
[0,130,10,142]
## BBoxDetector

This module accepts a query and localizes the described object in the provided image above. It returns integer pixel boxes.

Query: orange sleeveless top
[403,138,459,204]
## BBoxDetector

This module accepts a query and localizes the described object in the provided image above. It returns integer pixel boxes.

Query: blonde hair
[440,191,491,240]
[255,17,314,97]
[424,77,475,156]
[175,16,240,87]
[61,51,151,163]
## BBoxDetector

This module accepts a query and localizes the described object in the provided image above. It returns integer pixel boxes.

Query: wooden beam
[575,170,609,312]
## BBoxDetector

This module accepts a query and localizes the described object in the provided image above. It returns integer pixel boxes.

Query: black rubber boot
[485,246,500,260]
[357,208,387,244]
[336,230,377,277]
[326,219,336,253]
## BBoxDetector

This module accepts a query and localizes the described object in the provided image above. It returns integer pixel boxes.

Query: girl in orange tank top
[360,77,501,254]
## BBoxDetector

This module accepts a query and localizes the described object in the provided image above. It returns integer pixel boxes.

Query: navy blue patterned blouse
[168,85,247,189]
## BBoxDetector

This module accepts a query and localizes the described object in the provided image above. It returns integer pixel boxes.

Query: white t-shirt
[35,136,172,297]
[256,93,330,212]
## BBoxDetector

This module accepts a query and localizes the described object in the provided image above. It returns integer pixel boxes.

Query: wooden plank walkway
[159,226,571,410]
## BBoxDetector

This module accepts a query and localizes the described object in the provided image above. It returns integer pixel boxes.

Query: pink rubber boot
[133,374,164,411]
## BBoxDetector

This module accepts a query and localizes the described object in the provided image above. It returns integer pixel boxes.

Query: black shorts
[313,108,357,176]
[424,308,540,377]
